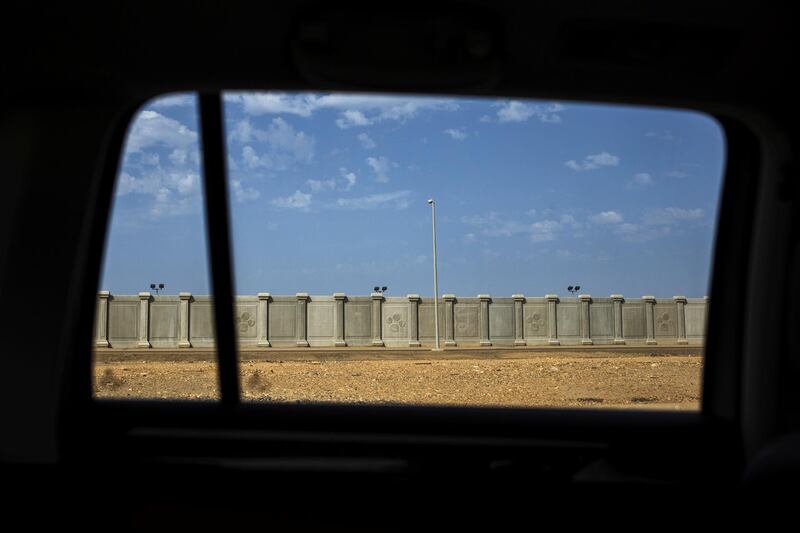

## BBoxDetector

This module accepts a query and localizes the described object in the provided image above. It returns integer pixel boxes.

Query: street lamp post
[427,199,441,350]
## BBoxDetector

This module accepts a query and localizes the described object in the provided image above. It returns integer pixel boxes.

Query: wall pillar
[611,294,625,345]
[643,295,657,345]
[443,294,456,347]
[95,291,110,347]
[579,294,593,345]
[546,294,560,345]
[334,293,347,347]
[371,292,384,346]
[137,291,151,348]
[479,294,492,346]
[257,292,271,347]
[674,295,688,345]
[295,293,310,347]
[512,294,526,346]
[178,292,192,348]
[407,294,421,347]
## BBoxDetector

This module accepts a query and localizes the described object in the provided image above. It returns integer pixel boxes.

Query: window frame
[66,90,757,474]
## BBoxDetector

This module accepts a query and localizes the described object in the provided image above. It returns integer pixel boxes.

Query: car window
[93,91,724,410]
[93,93,220,400]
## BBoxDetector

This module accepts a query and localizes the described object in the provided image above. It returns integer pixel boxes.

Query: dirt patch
[93,353,702,410]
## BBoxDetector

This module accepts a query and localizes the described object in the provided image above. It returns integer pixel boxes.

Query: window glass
[222,92,723,409]
[93,93,220,400]
[93,92,723,409]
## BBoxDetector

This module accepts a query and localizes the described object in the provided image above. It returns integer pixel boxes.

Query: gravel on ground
[93,352,702,410]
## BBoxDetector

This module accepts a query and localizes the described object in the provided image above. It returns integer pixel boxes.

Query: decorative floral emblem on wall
[386,312,406,334]
[656,312,673,332]
[526,312,545,334]
[236,311,256,333]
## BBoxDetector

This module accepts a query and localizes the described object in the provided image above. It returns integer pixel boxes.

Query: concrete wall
[94,292,708,349]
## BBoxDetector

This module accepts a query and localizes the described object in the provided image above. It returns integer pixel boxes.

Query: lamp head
[427,199,434,204]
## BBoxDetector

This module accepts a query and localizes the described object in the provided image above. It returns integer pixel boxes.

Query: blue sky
[101,92,725,298]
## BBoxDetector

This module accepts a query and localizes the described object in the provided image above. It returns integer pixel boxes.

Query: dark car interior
[2,1,799,526]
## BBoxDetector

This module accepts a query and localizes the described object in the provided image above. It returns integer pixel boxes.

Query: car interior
[2,0,798,526]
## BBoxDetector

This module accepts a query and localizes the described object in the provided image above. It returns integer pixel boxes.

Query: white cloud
[230,117,315,170]
[443,128,468,140]
[116,109,208,220]
[336,110,372,128]
[633,172,654,186]
[305,168,357,194]
[615,223,639,236]
[357,132,376,149]
[366,156,394,183]
[230,119,255,143]
[306,178,336,193]
[272,190,312,209]
[126,110,198,153]
[559,214,582,229]
[117,171,159,196]
[150,94,194,108]
[172,171,199,194]
[491,101,565,124]
[643,207,705,225]
[340,168,357,190]
[530,220,561,242]
[462,212,575,242]
[231,179,260,202]
[589,211,624,224]
[241,146,266,168]
[147,190,195,218]
[116,168,202,218]
[335,190,411,210]
[565,151,620,171]
[141,152,160,166]
[587,152,619,166]
[612,207,704,242]
[117,169,200,197]
[231,93,318,116]
[227,92,459,129]
[168,148,188,166]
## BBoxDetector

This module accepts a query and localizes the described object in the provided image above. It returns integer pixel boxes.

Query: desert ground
[93,348,702,410]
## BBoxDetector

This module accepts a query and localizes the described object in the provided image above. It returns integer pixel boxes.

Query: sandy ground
[93,351,702,410]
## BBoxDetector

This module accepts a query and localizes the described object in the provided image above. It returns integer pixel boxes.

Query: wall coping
[98,292,711,299]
